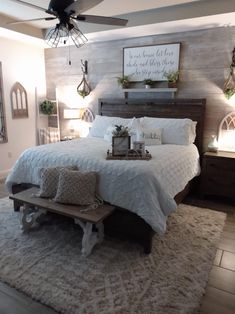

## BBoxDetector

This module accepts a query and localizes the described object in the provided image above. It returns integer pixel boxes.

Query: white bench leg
[74,219,104,257]
[96,221,104,244]
[21,204,47,231]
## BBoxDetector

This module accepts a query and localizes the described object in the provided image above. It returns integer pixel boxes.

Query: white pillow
[89,115,135,138]
[103,126,115,142]
[138,127,162,146]
[190,121,197,144]
[140,117,196,145]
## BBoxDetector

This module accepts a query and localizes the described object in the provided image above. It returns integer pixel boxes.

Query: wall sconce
[77,60,91,98]
[224,48,235,100]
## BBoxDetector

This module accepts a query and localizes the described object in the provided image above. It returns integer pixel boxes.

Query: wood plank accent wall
[44,26,235,151]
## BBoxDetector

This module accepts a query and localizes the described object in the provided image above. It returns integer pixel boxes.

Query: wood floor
[0,180,235,314]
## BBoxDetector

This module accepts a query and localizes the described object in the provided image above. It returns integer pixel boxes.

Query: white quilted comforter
[6,138,200,234]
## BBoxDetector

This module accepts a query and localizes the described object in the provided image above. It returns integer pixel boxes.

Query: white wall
[0,36,46,179]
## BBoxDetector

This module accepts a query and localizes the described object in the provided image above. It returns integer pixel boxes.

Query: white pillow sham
[89,115,135,138]
[140,117,197,145]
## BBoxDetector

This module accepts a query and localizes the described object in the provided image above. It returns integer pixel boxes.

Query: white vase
[208,135,218,152]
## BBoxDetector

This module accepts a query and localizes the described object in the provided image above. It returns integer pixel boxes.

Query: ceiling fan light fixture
[69,25,88,48]
[45,24,68,47]
[11,0,127,49]
[45,22,87,48]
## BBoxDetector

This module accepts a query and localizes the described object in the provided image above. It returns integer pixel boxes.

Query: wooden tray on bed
[106,152,152,160]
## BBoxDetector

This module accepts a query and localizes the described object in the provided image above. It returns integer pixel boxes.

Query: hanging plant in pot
[77,73,91,98]
[223,48,235,100]
[224,87,235,99]
[40,100,54,115]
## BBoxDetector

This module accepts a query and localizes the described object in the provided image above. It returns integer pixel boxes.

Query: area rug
[0,198,226,314]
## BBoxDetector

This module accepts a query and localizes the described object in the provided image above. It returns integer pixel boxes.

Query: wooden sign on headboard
[123,43,180,82]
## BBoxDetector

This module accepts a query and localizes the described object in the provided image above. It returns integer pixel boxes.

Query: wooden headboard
[98,98,206,154]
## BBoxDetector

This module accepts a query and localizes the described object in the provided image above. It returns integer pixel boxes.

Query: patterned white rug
[0,197,226,314]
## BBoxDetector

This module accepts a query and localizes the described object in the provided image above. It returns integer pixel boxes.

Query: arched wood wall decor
[81,107,94,122]
[0,62,7,143]
[218,111,235,152]
[11,82,28,118]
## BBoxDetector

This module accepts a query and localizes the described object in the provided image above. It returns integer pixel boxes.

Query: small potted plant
[143,79,154,89]
[224,87,235,99]
[164,70,179,88]
[40,100,55,115]
[112,125,129,137]
[116,75,131,89]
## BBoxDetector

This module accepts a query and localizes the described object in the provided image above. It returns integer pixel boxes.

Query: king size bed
[6,98,206,253]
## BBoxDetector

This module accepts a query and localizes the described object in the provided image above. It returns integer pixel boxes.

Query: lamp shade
[63,108,80,119]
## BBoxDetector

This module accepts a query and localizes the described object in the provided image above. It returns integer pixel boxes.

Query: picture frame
[123,42,180,82]
[112,136,131,156]
[133,141,145,155]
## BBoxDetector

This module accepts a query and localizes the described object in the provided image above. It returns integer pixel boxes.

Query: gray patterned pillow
[54,169,97,206]
[39,166,77,198]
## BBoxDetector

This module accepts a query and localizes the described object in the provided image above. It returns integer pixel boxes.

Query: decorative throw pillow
[39,166,77,198]
[140,117,196,145]
[138,127,162,146]
[54,169,97,206]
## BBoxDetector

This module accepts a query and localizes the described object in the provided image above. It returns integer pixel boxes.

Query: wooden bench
[9,187,115,257]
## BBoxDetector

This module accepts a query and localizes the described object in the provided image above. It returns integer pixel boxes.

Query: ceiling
[0,0,235,47]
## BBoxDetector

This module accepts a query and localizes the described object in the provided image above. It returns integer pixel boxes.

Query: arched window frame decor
[80,107,94,123]
[218,111,235,152]
[10,82,28,119]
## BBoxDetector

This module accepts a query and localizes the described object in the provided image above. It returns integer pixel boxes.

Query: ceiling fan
[9,0,128,48]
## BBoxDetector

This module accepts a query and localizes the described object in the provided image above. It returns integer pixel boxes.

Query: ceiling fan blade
[65,0,104,15]
[75,14,128,26]
[7,17,57,25]
[9,0,47,12]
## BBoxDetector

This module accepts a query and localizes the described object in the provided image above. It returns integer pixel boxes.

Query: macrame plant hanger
[77,60,91,98]
[223,47,235,99]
